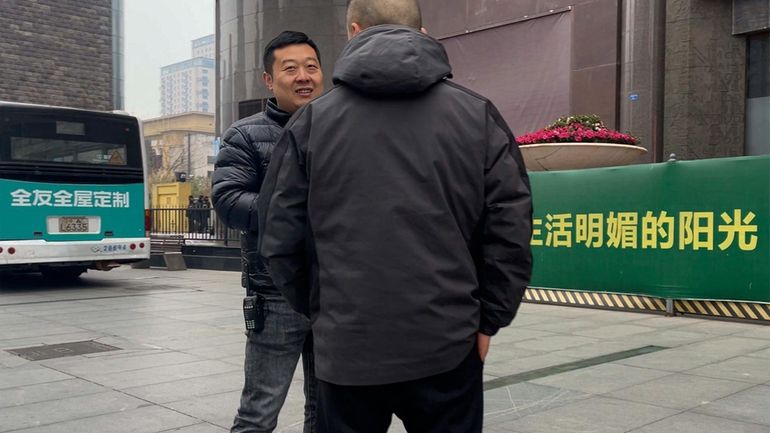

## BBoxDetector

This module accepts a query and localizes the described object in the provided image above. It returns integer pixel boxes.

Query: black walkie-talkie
[243,296,258,330]
[242,263,265,332]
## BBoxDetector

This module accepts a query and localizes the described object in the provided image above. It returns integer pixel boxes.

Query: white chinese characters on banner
[10,189,32,206]
[32,190,53,206]
[74,191,93,207]
[53,190,73,207]
[10,189,130,208]
[112,191,129,207]
[94,191,112,207]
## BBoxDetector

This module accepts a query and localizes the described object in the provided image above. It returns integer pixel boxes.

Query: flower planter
[519,142,648,171]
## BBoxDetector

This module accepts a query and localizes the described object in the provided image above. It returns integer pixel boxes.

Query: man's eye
[284,66,296,72]
[307,64,318,70]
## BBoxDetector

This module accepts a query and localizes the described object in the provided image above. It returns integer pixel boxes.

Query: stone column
[619,0,666,162]
[663,0,746,159]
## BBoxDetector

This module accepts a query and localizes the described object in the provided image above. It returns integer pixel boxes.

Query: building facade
[160,58,216,115]
[0,0,123,111]
[661,0,769,159]
[192,34,215,59]
[421,0,618,151]
[422,0,769,160]
[215,0,348,134]
[142,112,217,183]
[215,0,769,160]
[160,35,216,116]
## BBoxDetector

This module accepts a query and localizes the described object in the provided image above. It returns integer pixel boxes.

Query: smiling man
[211,31,323,433]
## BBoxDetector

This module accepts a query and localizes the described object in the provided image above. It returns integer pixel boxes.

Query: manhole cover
[6,341,121,361]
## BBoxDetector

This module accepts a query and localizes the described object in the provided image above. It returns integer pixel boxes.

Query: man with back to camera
[211,31,324,433]
[258,0,533,432]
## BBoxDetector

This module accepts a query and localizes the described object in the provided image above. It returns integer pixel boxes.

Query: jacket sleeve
[477,102,533,336]
[211,125,264,232]
[257,108,311,316]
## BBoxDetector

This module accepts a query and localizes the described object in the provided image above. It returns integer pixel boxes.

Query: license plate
[59,217,89,233]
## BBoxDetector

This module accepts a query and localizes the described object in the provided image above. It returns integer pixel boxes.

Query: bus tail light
[0,247,3,253]
[8,247,15,255]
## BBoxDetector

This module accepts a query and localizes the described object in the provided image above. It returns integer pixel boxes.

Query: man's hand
[477,332,491,362]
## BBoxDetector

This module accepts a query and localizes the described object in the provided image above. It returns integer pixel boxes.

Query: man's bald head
[346,0,422,34]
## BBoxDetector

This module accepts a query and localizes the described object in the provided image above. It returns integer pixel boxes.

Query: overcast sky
[124,0,215,119]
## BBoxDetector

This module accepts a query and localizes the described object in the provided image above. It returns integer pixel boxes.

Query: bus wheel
[41,266,87,281]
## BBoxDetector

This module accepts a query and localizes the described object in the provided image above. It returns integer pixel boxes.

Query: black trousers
[317,345,483,433]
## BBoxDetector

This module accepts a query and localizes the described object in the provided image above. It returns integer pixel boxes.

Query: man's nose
[296,67,311,82]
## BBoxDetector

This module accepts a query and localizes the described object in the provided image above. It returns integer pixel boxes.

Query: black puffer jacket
[212,99,291,294]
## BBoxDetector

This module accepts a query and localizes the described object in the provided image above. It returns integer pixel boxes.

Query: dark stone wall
[664,0,746,159]
[0,0,114,111]
[732,0,770,35]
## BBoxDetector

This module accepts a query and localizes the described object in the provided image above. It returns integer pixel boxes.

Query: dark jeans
[231,295,316,433]
[317,344,483,433]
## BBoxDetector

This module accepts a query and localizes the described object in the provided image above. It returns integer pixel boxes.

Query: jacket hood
[333,25,452,96]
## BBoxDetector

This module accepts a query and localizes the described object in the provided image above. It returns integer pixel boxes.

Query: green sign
[528,156,770,303]
[0,179,145,242]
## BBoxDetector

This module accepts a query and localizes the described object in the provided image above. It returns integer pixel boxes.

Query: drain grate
[6,340,121,361]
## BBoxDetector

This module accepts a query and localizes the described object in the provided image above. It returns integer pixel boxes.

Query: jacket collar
[265,98,292,127]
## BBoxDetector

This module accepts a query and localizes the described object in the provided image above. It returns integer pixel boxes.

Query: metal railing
[149,207,240,246]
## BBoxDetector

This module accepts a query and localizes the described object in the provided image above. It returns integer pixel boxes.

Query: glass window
[0,109,140,168]
[746,33,770,156]
[10,138,128,165]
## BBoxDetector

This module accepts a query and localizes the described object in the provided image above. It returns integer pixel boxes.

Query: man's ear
[348,22,363,39]
[263,71,273,91]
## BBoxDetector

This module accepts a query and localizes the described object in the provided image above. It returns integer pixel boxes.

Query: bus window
[10,138,129,166]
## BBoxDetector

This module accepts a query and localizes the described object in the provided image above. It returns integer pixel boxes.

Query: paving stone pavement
[1,267,768,432]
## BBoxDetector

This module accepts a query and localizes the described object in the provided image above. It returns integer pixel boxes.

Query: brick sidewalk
[1,268,768,432]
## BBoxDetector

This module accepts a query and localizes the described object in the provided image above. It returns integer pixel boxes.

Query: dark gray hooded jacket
[258,25,532,385]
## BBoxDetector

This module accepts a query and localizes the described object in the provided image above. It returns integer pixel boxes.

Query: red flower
[516,115,639,146]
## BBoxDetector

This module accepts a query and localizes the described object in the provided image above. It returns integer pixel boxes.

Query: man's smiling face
[264,43,324,114]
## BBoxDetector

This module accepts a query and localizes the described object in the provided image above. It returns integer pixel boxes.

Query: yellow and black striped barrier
[525,288,667,313]
[674,299,770,322]
[524,288,770,323]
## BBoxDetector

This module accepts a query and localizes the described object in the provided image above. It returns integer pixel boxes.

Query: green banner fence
[528,155,769,305]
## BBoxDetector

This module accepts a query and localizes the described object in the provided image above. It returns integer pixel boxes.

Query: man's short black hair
[263,31,321,76]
